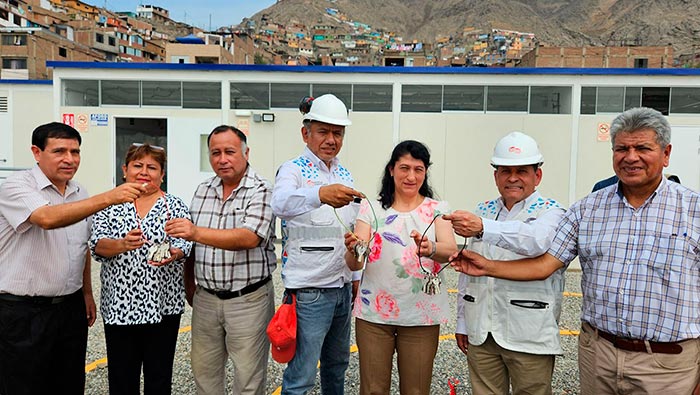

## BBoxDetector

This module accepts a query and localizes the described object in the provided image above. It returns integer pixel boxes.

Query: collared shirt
[0,166,90,296]
[549,178,700,342]
[89,193,193,325]
[456,191,565,335]
[189,165,276,291]
[272,147,360,288]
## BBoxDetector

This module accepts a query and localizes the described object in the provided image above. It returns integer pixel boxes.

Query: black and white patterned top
[89,193,192,325]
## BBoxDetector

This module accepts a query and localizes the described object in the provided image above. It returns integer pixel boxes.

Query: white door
[668,126,700,192]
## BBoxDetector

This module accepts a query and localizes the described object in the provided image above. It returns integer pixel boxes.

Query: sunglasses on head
[131,142,165,151]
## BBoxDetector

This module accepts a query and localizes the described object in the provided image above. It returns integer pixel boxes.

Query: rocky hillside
[247,0,700,54]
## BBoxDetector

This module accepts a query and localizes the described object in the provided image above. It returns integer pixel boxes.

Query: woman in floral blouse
[89,143,192,395]
[345,140,457,394]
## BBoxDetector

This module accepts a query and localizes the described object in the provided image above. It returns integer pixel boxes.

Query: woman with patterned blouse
[344,140,457,395]
[89,143,192,395]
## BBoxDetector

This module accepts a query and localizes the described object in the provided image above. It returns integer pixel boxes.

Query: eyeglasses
[131,143,165,151]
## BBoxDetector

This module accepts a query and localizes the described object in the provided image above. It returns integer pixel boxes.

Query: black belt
[201,276,271,300]
[0,289,81,305]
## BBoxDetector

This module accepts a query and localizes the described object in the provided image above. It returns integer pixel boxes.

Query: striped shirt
[0,166,90,296]
[549,178,700,342]
[190,165,276,291]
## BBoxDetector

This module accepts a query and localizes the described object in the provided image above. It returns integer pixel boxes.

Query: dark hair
[124,143,166,171]
[32,122,81,150]
[379,140,434,209]
[207,125,247,148]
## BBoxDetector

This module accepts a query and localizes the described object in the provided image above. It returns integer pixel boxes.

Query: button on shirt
[548,178,700,342]
[189,166,276,291]
[0,166,90,296]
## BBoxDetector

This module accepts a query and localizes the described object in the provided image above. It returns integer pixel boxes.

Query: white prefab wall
[3,66,699,220]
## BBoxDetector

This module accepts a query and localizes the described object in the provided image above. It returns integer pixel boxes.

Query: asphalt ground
[84,264,583,394]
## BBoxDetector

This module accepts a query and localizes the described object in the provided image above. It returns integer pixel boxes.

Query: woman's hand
[148,247,185,267]
[122,229,145,252]
[344,231,359,252]
[410,230,434,258]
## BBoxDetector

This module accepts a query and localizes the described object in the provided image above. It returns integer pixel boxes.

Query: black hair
[207,125,247,148]
[379,140,434,209]
[31,122,81,150]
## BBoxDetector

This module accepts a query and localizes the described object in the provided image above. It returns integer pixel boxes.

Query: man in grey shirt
[0,122,147,394]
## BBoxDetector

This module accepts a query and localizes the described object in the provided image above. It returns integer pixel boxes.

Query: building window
[443,85,484,111]
[108,36,116,46]
[596,87,624,113]
[183,82,221,109]
[270,83,310,108]
[59,47,67,57]
[529,86,572,114]
[62,79,98,107]
[353,84,392,112]
[1,34,27,45]
[1,58,27,69]
[486,86,528,112]
[670,87,700,114]
[230,82,269,109]
[634,58,648,68]
[311,84,352,110]
[96,33,104,43]
[642,87,670,115]
[580,87,596,114]
[401,85,442,113]
[142,81,181,107]
[101,80,140,106]
[624,87,642,110]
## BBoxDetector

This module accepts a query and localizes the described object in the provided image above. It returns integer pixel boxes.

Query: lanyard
[133,190,170,243]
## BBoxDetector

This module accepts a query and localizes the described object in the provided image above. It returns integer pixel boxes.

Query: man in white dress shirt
[444,132,565,395]
[0,122,146,394]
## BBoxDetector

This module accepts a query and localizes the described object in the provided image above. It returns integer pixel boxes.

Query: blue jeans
[282,284,352,395]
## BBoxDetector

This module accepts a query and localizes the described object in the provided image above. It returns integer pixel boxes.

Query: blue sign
[90,113,108,126]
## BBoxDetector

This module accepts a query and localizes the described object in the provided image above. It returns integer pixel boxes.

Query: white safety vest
[463,197,565,355]
[280,155,357,289]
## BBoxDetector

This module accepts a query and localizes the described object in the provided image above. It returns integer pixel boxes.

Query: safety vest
[463,195,564,355]
[280,155,357,289]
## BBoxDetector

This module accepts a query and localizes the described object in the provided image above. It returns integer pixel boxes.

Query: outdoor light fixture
[261,113,275,122]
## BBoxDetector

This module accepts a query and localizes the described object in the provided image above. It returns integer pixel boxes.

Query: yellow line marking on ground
[85,357,107,373]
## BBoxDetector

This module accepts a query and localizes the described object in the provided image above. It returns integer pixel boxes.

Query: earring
[122,175,126,181]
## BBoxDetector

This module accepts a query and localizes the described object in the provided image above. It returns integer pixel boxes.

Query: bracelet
[427,241,437,259]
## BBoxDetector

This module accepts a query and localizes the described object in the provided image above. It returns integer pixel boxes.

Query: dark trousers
[0,290,88,395]
[104,314,182,395]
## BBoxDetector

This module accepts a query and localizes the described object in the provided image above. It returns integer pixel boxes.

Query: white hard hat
[302,94,352,126]
[490,131,544,166]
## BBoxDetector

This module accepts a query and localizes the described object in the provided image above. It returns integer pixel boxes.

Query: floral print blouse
[89,193,192,325]
[352,197,450,326]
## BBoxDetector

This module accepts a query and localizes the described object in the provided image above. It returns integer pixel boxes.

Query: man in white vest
[444,131,565,395]
[271,94,363,395]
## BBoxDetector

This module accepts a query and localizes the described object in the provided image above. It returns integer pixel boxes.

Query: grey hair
[610,107,671,148]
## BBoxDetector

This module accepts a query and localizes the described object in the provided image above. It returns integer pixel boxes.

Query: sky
[112,1,277,30]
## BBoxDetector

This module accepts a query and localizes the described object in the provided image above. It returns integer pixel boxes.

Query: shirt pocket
[223,208,246,230]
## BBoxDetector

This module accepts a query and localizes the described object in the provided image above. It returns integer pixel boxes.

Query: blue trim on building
[46,61,700,76]
[0,79,53,85]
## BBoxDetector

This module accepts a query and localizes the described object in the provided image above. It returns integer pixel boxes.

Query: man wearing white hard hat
[443,131,565,395]
[272,94,363,394]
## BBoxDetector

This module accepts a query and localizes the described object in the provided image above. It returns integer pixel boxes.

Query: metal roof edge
[0,79,53,85]
[45,61,700,76]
